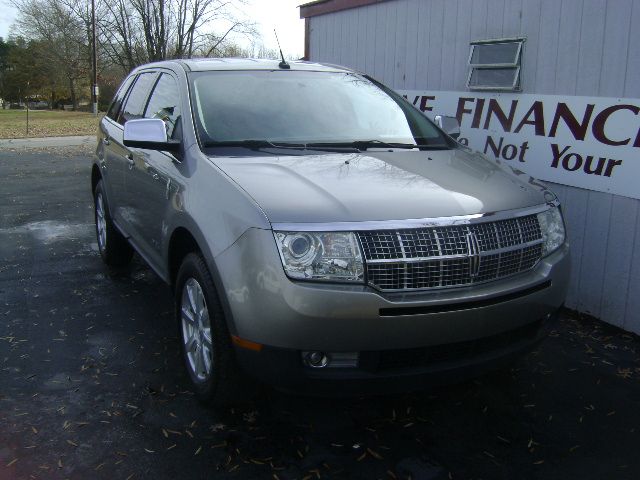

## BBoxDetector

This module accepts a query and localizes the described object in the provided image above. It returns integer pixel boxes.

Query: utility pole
[25,81,29,135]
[91,0,98,115]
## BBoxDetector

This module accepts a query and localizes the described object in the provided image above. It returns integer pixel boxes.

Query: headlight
[537,206,565,256]
[274,231,364,282]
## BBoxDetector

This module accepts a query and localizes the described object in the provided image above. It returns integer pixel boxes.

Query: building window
[467,38,524,91]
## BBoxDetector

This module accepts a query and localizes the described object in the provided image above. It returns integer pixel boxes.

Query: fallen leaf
[367,448,383,460]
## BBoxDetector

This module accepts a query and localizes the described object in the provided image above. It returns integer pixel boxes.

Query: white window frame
[466,37,525,92]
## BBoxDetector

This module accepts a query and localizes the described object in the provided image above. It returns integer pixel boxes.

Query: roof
[161,58,353,73]
[299,0,390,18]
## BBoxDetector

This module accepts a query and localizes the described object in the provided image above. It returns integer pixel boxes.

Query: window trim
[117,70,159,125]
[144,71,183,141]
[106,74,137,122]
[466,37,525,92]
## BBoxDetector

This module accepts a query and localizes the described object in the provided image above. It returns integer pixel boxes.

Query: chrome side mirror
[434,115,461,140]
[123,118,180,152]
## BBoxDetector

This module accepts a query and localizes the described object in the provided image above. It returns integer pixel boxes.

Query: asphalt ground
[1,146,640,480]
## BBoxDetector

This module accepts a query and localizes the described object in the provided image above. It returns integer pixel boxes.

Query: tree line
[0,0,280,110]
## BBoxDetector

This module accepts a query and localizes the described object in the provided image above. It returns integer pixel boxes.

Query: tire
[94,180,133,267]
[175,253,241,407]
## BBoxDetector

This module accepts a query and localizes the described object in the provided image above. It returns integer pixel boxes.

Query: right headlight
[274,231,364,282]
[537,206,566,256]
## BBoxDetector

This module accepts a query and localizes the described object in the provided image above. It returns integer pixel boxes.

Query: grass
[0,109,102,139]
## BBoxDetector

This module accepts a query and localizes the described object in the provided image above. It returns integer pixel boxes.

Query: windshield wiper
[306,140,452,151]
[202,139,306,150]
[202,139,449,152]
[203,139,363,153]
[306,140,418,151]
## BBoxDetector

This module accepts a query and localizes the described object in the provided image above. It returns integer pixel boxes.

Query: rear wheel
[176,253,241,406]
[94,181,133,266]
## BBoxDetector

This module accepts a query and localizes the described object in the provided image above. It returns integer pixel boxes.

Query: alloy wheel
[96,193,107,252]
[180,278,213,381]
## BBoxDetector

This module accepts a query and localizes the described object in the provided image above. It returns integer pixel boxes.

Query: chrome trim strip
[364,239,543,264]
[271,202,556,232]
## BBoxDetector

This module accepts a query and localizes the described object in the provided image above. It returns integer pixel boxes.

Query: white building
[300,0,640,333]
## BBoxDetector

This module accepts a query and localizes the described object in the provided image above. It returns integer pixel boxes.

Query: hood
[213,147,548,224]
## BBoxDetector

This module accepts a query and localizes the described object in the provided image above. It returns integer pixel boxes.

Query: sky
[0,0,305,57]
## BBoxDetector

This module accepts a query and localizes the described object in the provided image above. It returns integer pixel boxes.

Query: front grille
[357,214,543,291]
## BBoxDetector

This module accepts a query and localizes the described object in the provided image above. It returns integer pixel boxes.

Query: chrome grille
[358,214,543,291]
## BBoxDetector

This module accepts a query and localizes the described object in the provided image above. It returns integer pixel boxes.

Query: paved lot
[1,146,640,480]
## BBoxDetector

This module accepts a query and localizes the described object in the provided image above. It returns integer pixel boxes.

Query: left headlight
[537,206,566,256]
[274,231,364,282]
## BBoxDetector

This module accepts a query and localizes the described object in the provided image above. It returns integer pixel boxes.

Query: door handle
[126,154,134,169]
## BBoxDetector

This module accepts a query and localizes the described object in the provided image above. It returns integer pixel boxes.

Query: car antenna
[274,30,290,69]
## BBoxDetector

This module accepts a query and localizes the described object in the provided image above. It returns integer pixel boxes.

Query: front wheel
[94,181,133,266]
[176,253,241,407]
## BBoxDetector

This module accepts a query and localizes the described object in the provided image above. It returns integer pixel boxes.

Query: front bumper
[213,228,570,391]
[234,308,558,395]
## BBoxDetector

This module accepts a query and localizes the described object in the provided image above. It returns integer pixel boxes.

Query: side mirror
[434,115,461,140]
[123,118,180,152]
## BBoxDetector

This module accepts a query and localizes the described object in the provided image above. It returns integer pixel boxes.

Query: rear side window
[144,73,182,140]
[118,72,158,125]
[106,75,135,121]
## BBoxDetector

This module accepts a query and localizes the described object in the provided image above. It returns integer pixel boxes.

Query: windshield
[189,70,450,149]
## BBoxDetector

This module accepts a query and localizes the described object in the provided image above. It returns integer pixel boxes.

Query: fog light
[303,351,329,368]
[302,351,359,368]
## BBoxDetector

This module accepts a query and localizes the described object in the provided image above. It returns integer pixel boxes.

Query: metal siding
[426,0,445,89]
[625,0,640,98]
[415,0,431,89]
[452,0,473,90]
[403,0,421,89]
[439,0,458,90]
[535,0,562,94]
[393,0,408,88]
[623,0,640,333]
[383,2,398,85]
[306,0,640,334]
[502,0,523,38]
[373,4,387,79]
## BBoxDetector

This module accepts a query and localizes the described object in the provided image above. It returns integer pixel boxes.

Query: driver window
[144,73,182,140]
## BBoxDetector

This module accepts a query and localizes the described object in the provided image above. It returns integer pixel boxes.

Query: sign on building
[401,91,640,200]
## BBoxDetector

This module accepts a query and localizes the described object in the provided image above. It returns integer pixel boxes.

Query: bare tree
[99,0,256,70]
[10,0,258,107]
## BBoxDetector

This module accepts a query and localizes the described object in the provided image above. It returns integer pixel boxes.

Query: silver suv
[93,59,570,405]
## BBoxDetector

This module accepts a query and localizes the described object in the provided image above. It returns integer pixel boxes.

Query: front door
[126,72,184,270]
[98,74,136,227]
[115,71,158,238]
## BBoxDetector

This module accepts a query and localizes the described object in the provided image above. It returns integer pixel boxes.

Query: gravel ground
[1,146,639,480]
